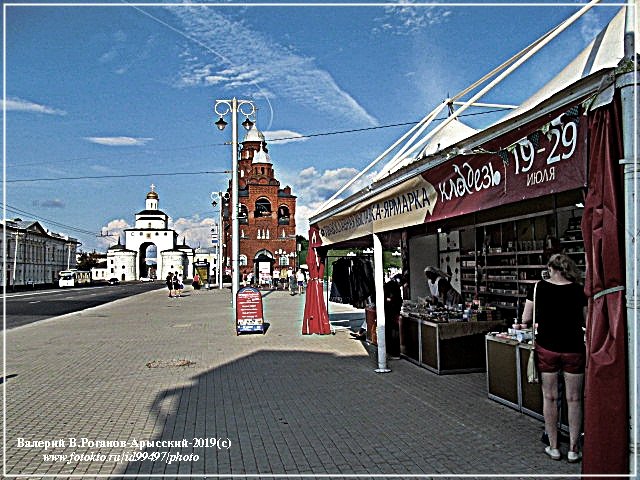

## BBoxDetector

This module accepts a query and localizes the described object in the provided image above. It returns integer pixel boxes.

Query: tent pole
[373,233,390,373]
[393,0,603,164]
[317,1,601,215]
[621,5,639,471]
[315,102,448,214]
[381,101,450,177]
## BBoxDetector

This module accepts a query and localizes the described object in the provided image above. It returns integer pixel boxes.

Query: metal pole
[12,232,20,289]
[215,97,255,305]
[218,192,223,290]
[373,233,390,373]
[620,6,639,469]
[231,98,240,308]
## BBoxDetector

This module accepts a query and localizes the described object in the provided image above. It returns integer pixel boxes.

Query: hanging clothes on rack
[350,257,375,309]
[329,256,375,309]
[329,257,352,304]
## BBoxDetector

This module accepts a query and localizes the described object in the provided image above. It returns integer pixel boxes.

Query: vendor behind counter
[424,266,463,307]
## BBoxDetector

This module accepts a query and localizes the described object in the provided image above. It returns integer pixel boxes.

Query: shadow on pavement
[329,312,366,333]
[119,349,566,477]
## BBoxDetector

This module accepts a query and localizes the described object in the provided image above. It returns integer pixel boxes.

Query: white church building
[107,186,194,282]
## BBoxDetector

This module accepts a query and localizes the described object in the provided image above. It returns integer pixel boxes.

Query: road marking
[5,286,106,299]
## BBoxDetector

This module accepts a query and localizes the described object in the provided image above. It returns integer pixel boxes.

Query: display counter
[486,334,544,420]
[399,314,504,374]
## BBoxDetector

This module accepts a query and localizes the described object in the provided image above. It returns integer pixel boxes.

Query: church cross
[150,183,156,192]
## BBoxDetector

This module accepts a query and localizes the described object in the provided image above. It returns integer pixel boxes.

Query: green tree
[76,251,101,271]
[296,235,309,267]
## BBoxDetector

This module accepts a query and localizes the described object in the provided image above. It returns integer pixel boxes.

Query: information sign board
[236,286,265,334]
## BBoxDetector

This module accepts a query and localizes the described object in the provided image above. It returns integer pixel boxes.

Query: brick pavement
[3,285,582,478]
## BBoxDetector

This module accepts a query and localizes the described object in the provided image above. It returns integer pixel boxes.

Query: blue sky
[4,1,621,252]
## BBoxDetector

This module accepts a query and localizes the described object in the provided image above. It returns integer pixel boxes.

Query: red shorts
[535,344,585,374]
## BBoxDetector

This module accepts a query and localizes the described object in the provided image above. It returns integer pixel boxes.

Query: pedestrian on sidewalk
[296,269,305,295]
[177,273,184,296]
[166,272,174,297]
[173,272,181,297]
[273,267,280,290]
[521,253,586,463]
[288,268,296,295]
[384,276,403,358]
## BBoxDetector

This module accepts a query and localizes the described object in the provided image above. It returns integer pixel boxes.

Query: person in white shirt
[296,269,305,294]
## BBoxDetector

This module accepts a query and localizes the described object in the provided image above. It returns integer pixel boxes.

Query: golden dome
[146,183,158,199]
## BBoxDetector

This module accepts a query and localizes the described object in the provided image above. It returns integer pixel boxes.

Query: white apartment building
[2,218,80,288]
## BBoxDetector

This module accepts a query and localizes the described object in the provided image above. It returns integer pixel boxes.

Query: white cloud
[41,199,66,208]
[84,136,153,146]
[97,219,131,250]
[264,130,307,145]
[97,216,218,250]
[32,198,66,209]
[168,7,378,127]
[374,2,452,35]
[4,97,67,115]
[99,31,157,75]
[579,10,605,44]
[171,216,217,249]
[281,166,379,237]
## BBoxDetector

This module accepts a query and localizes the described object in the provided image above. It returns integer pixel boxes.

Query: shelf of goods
[399,301,504,375]
[458,212,585,318]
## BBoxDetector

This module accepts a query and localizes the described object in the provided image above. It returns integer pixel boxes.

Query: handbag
[527,281,540,384]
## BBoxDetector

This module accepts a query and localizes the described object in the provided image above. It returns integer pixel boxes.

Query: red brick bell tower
[222,125,297,285]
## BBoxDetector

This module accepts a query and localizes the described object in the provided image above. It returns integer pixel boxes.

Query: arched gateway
[107,185,194,281]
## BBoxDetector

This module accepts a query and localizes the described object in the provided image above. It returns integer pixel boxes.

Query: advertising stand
[236,286,265,334]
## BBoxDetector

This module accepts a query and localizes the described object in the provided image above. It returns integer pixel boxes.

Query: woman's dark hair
[547,253,582,283]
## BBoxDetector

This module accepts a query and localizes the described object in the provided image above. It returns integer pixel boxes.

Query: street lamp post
[12,231,23,290]
[210,191,225,290]
[214,98,256,309]
[66,242,74,270]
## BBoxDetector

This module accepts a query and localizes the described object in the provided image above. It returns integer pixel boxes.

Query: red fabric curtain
[581,93,629,476]
[303,229,331,335]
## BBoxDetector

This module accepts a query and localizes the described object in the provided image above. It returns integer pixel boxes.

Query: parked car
[139,276,154,282]
[108,278,120,285]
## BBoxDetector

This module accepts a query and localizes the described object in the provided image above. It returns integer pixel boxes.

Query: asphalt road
[4,282,165,330]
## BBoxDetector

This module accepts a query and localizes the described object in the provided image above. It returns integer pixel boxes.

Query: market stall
[399,300,503,374]
[307,5,636,474]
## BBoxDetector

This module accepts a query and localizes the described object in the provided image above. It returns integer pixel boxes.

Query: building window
[239,204,249,224]
[278,205,290,225]
[279,256,289,266]
[239,255,248,266]
[255,198,271,217]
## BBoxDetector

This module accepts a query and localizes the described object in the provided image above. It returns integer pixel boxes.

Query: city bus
[58,269,92,288]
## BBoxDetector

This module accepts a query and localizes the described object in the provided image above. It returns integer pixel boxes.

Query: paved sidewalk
[3,286,582,478]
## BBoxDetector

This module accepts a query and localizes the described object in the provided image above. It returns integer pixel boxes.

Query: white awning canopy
[310,4,635,246]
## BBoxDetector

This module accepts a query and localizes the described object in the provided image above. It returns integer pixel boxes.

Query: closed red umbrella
[303,228,331,335]
[581,93,628,476]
